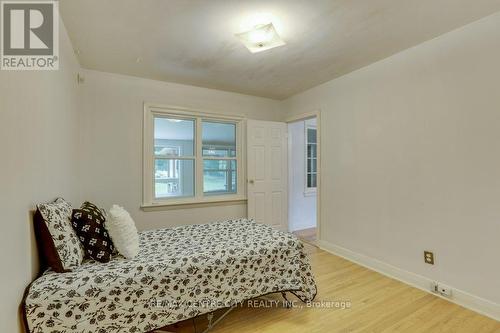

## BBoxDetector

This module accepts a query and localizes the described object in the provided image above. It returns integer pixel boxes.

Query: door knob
[248,179,255,184]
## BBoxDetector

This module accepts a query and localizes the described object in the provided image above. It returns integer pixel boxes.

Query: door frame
[286,110,322,243]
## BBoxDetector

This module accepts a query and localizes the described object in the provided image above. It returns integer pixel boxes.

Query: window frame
[304,123,317,195]
[143,104,246,208]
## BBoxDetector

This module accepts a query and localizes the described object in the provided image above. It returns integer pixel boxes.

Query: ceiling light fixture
[236,23,285,53]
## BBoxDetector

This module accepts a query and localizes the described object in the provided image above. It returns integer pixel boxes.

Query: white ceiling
[60,0,500,100]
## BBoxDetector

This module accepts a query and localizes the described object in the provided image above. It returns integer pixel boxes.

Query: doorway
[287,116,318,245]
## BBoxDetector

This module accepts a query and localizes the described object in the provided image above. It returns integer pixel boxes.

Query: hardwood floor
[206,243,500,333]
[292,227,317,246]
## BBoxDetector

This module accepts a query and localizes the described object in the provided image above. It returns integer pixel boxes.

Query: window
[305,125,317,191]
[202,121,237,195]
[153,118,194,199]
[144,106,244,206]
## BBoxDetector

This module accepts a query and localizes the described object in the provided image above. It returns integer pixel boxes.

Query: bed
[24,218,317,333]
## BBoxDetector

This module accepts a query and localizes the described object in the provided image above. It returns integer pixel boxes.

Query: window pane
[154,117,194,157]
[155,159,194,198]
[203,159,237,194]
[202,121,236,157]
[307,173,317,188]
[307,155,317,173]
[307,128,317,144]
[202,148,236,157]
[307,144,316,158]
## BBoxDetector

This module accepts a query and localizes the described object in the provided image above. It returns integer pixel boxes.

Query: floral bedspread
[25,219,317,333]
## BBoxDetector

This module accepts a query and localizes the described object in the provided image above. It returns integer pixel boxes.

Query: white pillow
[105,205,139,259]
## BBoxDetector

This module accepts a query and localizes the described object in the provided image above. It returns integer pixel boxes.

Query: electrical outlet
[424,251,434,265]
[437,283,452,297]
[77,73,85,84]
[430,282,452,298]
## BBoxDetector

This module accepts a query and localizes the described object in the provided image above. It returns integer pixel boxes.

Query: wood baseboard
[317,239,500,322]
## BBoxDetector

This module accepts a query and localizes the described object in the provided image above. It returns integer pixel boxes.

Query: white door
[247,120,288,230]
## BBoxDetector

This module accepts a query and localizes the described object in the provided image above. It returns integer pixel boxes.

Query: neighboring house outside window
[154,146,181,197]
[202,121,238,195]
[143,105,244,207]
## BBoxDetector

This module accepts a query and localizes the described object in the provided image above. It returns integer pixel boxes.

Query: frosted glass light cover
[236,23,285,53]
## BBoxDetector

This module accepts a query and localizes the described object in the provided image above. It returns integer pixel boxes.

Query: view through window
[149,112,241,203]
[306,126,317,189]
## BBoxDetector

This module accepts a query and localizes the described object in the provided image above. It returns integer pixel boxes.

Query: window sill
[141,196,247,211]
[304,189,317,197]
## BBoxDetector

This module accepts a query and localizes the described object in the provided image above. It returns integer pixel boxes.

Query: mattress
[24,219,317,333]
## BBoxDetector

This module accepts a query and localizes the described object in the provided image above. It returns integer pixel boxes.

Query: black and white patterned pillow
[71,202,115,263]
[36,198,84,271]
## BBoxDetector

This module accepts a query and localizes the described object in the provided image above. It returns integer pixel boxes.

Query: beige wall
[284,12,500,307]
[0,20,81,332]
[78,70,284,231]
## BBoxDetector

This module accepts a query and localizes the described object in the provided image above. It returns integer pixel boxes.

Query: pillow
[71,202,115,263]
[105,205,139,259]
[35,198,84,272]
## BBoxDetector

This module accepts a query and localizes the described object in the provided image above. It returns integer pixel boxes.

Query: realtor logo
[1,0,59,70]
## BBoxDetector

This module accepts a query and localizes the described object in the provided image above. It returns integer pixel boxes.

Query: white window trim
[304,123,317,195]
[142,104,247,209]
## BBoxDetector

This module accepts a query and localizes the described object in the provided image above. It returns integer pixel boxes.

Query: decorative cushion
[33,210,63,273]
[105,205,139,259]
[35,198,84,272]
[71,202,115,263]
